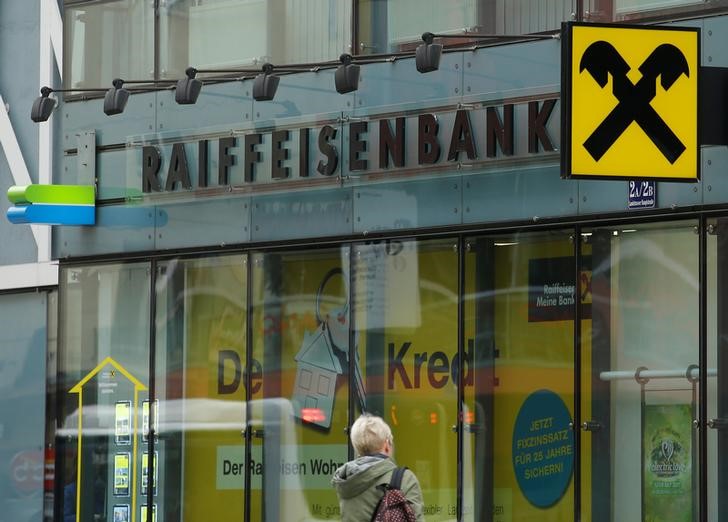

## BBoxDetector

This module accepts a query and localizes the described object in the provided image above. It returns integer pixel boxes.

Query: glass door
[250,247,350,521]
[580,221,700,522]
[462,230,576,521]
[707,217,728,520]
[153,255,248,522]
[57,262,152,522]
[352,237,459,520]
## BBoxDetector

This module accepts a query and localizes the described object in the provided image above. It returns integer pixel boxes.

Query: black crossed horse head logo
[579,41,689,164]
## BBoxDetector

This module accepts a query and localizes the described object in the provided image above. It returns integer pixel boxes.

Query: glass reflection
[64,0,153,89]
[154,255,247,521]
[462,231,576,522]
[250,247,350,521]
[582,222,699,522]
[57,263,150,522]
[353,238,459,520]
[160,0,352,79]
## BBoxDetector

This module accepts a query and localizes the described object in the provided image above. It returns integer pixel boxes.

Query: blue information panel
[512,389,574,508]
[628,180,657,209]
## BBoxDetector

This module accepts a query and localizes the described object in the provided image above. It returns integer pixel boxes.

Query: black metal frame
[243,252,253,522]
[52,208,726,521]
[146,260,157,522]
[574,225,583,520]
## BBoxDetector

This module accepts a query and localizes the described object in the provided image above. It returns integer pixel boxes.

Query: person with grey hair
[332,414,424,521]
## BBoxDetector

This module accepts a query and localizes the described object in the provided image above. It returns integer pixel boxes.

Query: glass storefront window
[0,291,53,522]
[584,0,728,21]
[250,247,350,521]
[64,0,154,89]
[56,262,151,522]
[159,0,352,79]
[706,217,728,521]
[581,221,699,522]
[63,0,728,92]
[356,0,573,54]
[153,255,248,521]
[353,238,459,520]
[49,220,725,521]
[462,231,576,521]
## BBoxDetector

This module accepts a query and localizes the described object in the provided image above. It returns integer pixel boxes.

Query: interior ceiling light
[416,30,559,73]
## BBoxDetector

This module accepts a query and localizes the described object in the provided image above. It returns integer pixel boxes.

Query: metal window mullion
[700,215,708,522]
[574,225,582,522]
[456,237,465,521]
[153,0,160,81]
[147,259,157,522]
[347,244,355,461]
[244,253,253,522]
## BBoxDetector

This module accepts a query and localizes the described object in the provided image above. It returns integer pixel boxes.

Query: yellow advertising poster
[113,453,130,497]
[461,236,593,520]
[175,242,592,521]
[115,401,131,446]
[354,240,459,520]
[180,258,247,521]
[140,504,157,522]
[564,22,699,180]
[248,251,350,520]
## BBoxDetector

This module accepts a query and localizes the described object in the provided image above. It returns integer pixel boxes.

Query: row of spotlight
[31,31,558,122]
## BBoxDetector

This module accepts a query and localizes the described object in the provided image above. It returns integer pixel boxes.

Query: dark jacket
[332,455,424,521]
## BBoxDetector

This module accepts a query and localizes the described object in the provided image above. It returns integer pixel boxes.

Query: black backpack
[370,467,417,522]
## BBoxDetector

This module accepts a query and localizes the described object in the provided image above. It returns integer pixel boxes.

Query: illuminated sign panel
[562,22,699,180]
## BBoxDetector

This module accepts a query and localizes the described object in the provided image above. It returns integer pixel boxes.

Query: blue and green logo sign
[6,185,95,225]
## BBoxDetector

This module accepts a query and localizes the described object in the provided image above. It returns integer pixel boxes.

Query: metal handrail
[600,367,717,382]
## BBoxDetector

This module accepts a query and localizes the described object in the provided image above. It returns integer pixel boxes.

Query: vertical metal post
[456,238,465,521]
[637,372,647,522]
[472,238,496,522]
[589,230,613,522]
[700,216,708,522]
[147,260,157,522]
[347,245,356,461]
[153,0,160,81]
[715,219,728,519]
[574,226,582,522]
[244,254,253,522]
[351,0,359,57]
[689,367,699,522]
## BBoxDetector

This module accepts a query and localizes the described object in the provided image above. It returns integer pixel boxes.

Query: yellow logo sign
[563,23,699,180]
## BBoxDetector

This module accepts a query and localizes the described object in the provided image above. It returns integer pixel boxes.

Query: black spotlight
[103,78,130,116]
[416,32,443,73]
[252,64,279,101]
[335,54,360,94]
[176,67,202,105]
[31,87,56,123]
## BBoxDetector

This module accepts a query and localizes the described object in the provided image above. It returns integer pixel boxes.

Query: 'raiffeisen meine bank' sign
[139,98,559,194]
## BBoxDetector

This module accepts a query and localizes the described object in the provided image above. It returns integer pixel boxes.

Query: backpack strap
[389,466,407,490]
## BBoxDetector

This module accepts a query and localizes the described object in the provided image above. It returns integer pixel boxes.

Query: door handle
[708,418,728,430]
[582,420,602,432]
[241,427,265,439]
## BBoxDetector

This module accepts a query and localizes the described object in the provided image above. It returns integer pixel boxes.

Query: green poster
[643,403,694,522]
